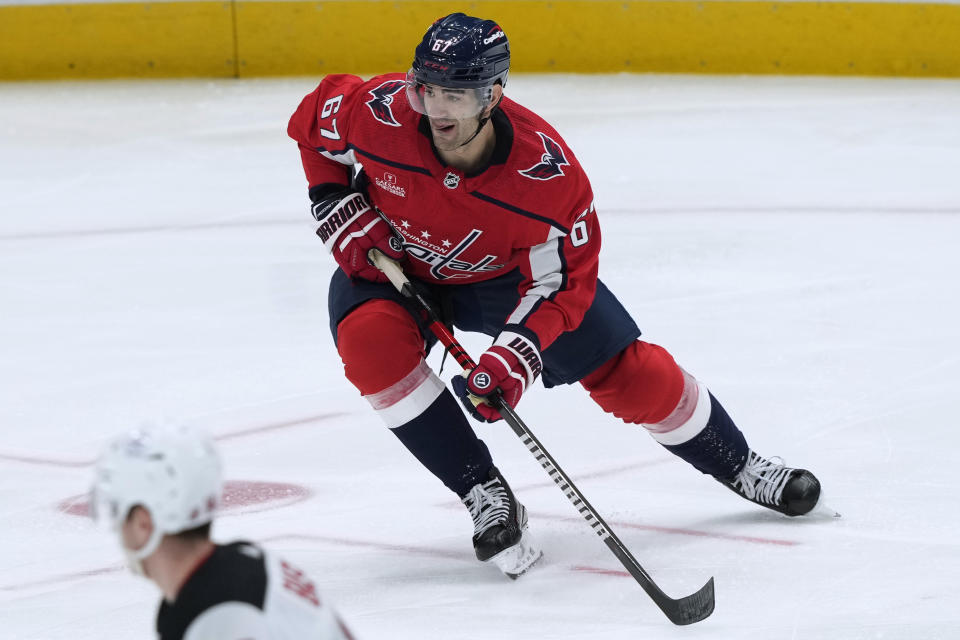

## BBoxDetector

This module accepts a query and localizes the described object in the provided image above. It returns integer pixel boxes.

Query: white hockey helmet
[90,422,222,568]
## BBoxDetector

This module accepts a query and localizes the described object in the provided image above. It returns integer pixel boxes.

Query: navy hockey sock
[389,389,493,496]
[661,392,749,478]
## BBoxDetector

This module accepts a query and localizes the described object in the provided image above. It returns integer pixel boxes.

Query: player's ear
[490,84,503,107]
[124,505,155,551]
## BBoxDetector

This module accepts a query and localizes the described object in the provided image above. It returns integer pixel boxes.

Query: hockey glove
[312,190,404,282]
[452,331,543,423]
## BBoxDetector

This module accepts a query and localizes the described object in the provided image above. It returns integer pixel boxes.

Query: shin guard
[336,299,426,397]
[659,391,748,478]
[336,299,493,495]
[582,341,748,478]
[390,390,494,496]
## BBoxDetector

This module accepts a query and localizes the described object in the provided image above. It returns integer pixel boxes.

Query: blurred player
[91,423,356,639]
[288,13,824,579]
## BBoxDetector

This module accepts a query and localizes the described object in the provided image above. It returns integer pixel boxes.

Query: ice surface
[1,74,959,639]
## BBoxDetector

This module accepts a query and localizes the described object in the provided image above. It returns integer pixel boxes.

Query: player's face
[420,84,485,149]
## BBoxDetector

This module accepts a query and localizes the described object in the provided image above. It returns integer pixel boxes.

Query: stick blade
[660,576,715,626]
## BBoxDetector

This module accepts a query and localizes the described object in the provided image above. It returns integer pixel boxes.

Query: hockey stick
[368,249,715,625]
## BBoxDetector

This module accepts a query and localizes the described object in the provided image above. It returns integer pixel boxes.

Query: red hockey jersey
[288,73,601,351]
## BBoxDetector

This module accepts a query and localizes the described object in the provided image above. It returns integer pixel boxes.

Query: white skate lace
[731,451,792,506]
[463,478,510,536]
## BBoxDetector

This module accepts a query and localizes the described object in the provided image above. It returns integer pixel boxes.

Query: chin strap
[457,93,503,149]
[121,521,165,576]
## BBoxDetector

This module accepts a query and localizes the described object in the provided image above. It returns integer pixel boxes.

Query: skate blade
[488,530,543,580]
[808,490,841,518]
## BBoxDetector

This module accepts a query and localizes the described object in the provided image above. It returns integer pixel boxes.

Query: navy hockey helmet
[406,13,510,117]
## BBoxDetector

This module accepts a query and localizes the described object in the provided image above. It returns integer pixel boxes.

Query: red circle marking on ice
[58,480,312,517]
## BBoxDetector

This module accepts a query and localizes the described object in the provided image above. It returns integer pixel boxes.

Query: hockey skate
[718,450,824,516]
[461,467,542,579]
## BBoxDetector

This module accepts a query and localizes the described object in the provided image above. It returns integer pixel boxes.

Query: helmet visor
[405,69,494,119]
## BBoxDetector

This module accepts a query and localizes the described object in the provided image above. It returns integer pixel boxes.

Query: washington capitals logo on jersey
[518,132,570,181]
[365,80,405,127]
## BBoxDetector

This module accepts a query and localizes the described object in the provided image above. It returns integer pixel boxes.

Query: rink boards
[1,0,959,80]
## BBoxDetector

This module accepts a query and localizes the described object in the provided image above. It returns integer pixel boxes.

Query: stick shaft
[367,250,715,624]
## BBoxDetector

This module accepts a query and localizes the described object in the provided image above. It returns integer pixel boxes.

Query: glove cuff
[312,191,373,252]
[493,330,543,388]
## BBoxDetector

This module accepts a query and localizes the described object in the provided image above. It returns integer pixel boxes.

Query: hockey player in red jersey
[90,423,356,640]
[288,13,824,579]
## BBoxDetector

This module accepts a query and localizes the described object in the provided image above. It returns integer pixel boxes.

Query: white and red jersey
[156,542,355,640]
[288,73,601,351]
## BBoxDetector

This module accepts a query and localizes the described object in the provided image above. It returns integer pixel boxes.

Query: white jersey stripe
[318,148,358,166]
[506,226,565,326]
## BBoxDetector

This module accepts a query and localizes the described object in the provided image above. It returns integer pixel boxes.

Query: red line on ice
[543,512,799,547]
[572,566,631,577]
[0,412,347,468]
[261,533,471,561]
[510,457,673,493]
[0,219,296,242]
[0,452,92,468]
[212,412,352,441]
[438,458,800,547]
[0,566,123,592]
